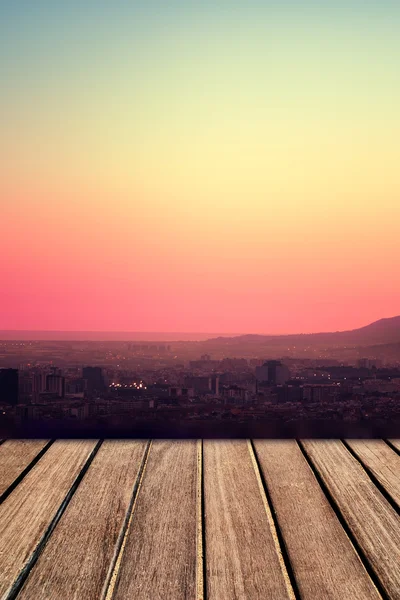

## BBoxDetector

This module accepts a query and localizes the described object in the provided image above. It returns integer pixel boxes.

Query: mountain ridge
[0,316,399,345]
[206,316,400,347]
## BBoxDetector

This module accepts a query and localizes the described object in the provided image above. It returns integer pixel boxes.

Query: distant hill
[1,316,400,347]
[206,316,400,347]
[341,316,400,344]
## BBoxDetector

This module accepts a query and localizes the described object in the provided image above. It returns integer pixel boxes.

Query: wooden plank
[17,440,149,600]
[254,440,381,600]
[0,439,98,599]
[0,439,50,498]
[302,440,400,599]
[196,439,204,600]
[111,441,198,600]
[346,440,400,508]
[204,440,294,600]
[388,439,400,453]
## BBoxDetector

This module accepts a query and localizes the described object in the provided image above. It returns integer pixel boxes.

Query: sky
[1,1,400,335]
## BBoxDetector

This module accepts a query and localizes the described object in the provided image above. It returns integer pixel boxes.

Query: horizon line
[0,315,397,340]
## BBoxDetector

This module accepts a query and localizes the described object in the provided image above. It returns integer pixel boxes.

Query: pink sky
[1,178,399,335]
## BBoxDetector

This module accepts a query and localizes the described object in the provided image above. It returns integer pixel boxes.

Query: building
[65,378,85,395]
[49,366,63,376]
[219,372,235,385]
[46,374,65,398]
[357,358,383,369]
[0,368,19,405]
[32,372,47,401]
[18,370,33,403]
[210,376,219,395]
[303,385,338,403]
[83,367,105,395]
[38,391,61,404]
[183,376,219,396]
[276,385,304,403]
[221,385,249,404]
[256,361,290,385]
[184,376,212,394]
[3,369,20,404]
[255,364,269,382]
[220,358,248,369]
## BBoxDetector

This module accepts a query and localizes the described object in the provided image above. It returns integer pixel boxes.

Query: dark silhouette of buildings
[184,376,220,395]
[46,374,65,398]
[83,366,105,395]
[0,368,19,405]
[256,360,290,385]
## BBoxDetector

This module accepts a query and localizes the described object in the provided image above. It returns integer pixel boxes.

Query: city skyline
[1,1,400,334]
[2,335,400,438]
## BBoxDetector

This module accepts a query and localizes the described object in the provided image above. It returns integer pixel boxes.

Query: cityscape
[2,316,400,437]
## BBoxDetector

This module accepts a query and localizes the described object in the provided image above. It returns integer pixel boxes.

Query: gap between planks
[342,440,400,516]
[247,440,297,600]
[196,439,205,600]
[0,440,54,505]
[102,440,153,600]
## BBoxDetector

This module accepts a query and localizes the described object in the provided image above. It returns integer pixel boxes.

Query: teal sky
[2,1,400,135]
[2,1,400,71]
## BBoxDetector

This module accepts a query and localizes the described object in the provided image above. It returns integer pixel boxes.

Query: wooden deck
[0,440,399,599]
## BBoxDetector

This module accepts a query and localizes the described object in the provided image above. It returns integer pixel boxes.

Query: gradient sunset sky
[1,1,400,335]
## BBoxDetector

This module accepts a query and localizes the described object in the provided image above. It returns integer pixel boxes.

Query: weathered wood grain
[254,440,381,600]
[387,439,400,453]
[345,439,400,509]
[17,440,148,600]
[204,440,294,600]
[1,438,399,600]
[0,439,98,599]
[196,440,204,600]
[111,440,198,600]
[302,440,400,599]
[0,439,50,498]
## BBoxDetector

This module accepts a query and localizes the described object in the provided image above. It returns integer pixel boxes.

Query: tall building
[46,374,65,398]
[83,367,105,394]
[33,372,47,401]
[18,370,33,403]
[255,364,269,382]
[210,376,219,395]
[0,369,19,405]
[255,360,290,385]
